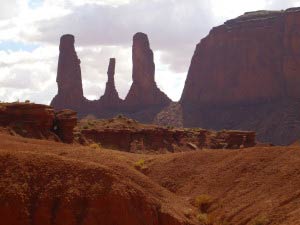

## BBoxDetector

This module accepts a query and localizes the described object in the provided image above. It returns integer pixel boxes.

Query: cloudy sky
[0,0,299,104]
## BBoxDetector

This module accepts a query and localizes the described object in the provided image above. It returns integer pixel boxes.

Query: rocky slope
[179,7,300,145]
[0,133,197,225]
[146,146,300,225]
[1,127,300,224]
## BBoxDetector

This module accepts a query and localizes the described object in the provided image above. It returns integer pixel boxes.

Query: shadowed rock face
[178,8,300,145]
[51,34,85,110]
[99,58,121,106]
[124,32,171,110]
[181,8,300,105]
[50,33,171,122]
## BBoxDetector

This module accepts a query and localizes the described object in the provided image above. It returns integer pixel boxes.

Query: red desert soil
[1,131,300,225]
[146,148,300,225]
[0,132,197,225]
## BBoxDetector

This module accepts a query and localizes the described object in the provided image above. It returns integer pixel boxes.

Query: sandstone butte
[50,7,300,145]
[179,7,300,145]
[51,33,171,123]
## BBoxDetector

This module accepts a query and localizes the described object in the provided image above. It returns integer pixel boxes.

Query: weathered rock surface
[179,8,300,145]
[99,58,121,107]
[51,34,86,111]
[0,103,77,143]
[0,103,56,139]
[54,110,77,143]
[51,33,171,123]
[0,134,198,225]
[124,32,171,110]
[79,116,256,153]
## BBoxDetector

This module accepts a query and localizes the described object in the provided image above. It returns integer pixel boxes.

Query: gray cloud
[25,0,215,76]
[1,0,299,104]
[0,0,19,20]
[266,0,300,10]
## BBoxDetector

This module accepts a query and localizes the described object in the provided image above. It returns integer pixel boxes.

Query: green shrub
[252,215,269,225]
[134,159,147,170]
[197,213,215,225]
[195,194,213,213]
[89,143,101,150]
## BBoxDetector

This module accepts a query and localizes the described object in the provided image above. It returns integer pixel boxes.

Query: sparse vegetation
[194,194,213,213]
[134,159,147,171]
[117,114,125,119]
[252,215,270,225]
[197,213,209,225]
[88,121,95,127]
[89,143,101,150]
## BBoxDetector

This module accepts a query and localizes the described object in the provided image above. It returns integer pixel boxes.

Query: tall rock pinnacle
[99,58,121,105]
[125,32,171,110]
[51,34,85,110]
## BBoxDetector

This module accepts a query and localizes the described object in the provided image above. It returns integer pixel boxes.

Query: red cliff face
[0,103,77,143]
[124,33,171,110]
[181,8,300,105]
[177,8,300,145]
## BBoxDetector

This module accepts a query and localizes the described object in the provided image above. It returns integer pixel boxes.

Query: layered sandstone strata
[0,103,77,143]
[179,8,300,145]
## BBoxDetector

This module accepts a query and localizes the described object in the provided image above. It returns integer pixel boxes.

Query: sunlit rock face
[179,8,300,145]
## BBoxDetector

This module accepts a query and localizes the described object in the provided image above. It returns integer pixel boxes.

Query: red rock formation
[0,103,77,143]
[51,34,86,111]
[124,32,171,110]
[179,8,300,145]
[54,110,77,143]
[50,33,171,123]
[99,58,121,107]
[79,116,256,153]
[181,10,288,105]
[0,103,56,139]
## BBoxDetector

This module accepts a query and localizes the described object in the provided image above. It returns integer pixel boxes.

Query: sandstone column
[124,32,171,110]
[51,34,85,110]
[100,58,121,104]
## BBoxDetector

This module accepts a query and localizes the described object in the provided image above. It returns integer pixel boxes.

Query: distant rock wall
[179,8,300,145]
[80,117,256,153]
[49,8,300,145]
